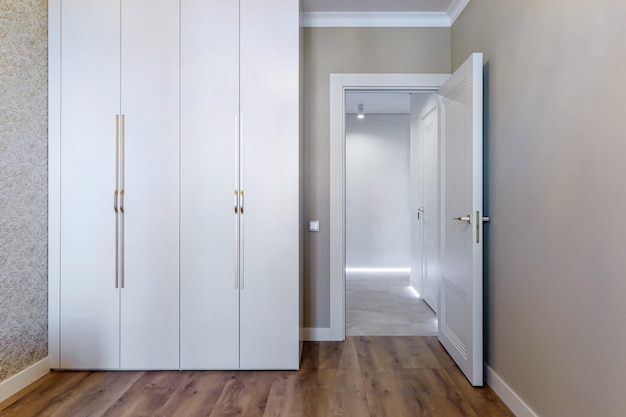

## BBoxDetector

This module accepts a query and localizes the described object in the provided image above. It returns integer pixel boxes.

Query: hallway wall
[345,114,411,269]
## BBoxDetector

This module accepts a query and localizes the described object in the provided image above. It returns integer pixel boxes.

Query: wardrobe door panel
[59,0,121,370]
[239,0,300,370]
[120,0,180,370]
[180,0,240,369]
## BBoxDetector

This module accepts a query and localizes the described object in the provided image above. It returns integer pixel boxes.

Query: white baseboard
[485,365,539,417]
[302,327,332,341]
[0,357,50,405]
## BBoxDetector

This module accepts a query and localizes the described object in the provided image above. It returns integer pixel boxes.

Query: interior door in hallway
[420,103,440,314]
[438,53,485,386]
[410,92,439,315]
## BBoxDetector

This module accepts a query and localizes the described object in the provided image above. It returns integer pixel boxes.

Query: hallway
[346,272,437,336]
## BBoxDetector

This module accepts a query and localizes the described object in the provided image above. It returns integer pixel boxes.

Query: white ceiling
[303,0,456,13]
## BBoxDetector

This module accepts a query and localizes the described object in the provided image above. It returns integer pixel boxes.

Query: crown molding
[302,1,471,28]
[448,0,470,25]
[302,11,451,28]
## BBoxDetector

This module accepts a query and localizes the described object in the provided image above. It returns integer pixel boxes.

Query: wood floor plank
[353,336,401,374]
[423,336,456,368]
[389,336,443,369]
[207,372,275,417]
[405,368,479,417]
[260,374,300,417]
[154,371,234,417]
[319,337,359,370]
[0,371,91,417]
[443,365,516,417]
[101,371,187,417]
[275,354,319,417]
[360,370,423,417]
[2,338,515,417]
[48,371,144,417]
[316,369,370,417]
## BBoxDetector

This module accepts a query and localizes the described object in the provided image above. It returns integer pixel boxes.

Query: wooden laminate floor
[0,337,514,417]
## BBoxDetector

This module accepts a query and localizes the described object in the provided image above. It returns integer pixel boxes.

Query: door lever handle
[454,214,472,224]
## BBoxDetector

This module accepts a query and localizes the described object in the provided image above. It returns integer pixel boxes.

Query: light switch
[308,220,320,232]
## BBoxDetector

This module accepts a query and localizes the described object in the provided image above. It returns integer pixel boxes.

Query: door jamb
[329,73,450,341]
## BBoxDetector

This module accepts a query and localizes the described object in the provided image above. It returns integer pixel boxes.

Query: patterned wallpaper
[0,0,48,382]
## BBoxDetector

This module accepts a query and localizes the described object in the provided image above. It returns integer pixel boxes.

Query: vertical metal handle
[235,114,239,195]
[240,115,244,193]
[235,209,239,290]
[120,114,126,288]
[240,204,244,289]
[115,115,120,288]
[239,115,244,289]
[115,190,119,289]
[234,114,240,289]
[239,113,245,290]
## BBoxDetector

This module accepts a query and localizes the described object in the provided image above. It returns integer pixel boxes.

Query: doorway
[344,90,438,336]
[328,73,448,341]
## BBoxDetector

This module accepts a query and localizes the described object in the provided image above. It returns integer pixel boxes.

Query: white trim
[302,1,471,28]
[48,0,61,370]
[329,73,449,342]
[303,12,450,28]
[345,267,411,274]
[0,358,50,405]
[486,365,540,417]
[447,0,471,25]
[302,327,333,341]
[339,73,450,90]
[329,74,346,342]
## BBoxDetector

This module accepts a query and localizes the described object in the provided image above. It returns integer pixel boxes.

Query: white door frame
[329,73,449,341]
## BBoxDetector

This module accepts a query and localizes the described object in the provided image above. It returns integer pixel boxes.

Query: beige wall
[303,27,450,327]
[453,1,626,416]
[0,0,48,383]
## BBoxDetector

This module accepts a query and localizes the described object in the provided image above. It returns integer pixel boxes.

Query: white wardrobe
[48,0,301,371]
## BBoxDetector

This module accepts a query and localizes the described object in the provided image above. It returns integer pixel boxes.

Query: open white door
[438,53,485,386]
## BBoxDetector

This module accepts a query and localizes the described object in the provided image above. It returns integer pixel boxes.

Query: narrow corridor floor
[346,272,437,336]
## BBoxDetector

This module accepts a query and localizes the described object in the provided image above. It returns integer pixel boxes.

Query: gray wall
[345,114,410,269]
[304,27,451,327]
[0,0,48,383]
[453,1,626,416]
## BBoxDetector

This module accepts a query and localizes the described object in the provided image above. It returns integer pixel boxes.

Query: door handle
[417,207,424,220]
[454,214,472,224]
